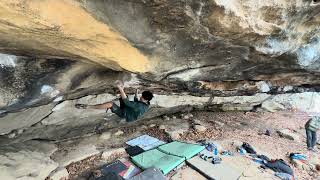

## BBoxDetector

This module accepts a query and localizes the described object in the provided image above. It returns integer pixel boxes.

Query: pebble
[283,86,293,92]
[194,125,206,132]
[163,115,170,121]
[181,113,194,120]
[99,132,112,140]
[214,121,225,127]
[17,129,24,134]
[182,115,190,120]
[193,119,202,125]
[114,130,124,136]
[265,129,271,136]
[102,148,126,160]
[8,132,16,138]
[168,131,181,140]
[159,125,166,130]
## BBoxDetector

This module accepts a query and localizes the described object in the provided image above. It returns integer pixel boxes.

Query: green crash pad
[158,141,205,159]
[131,149,184,175]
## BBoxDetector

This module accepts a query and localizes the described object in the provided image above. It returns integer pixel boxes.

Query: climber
[305,115,320,152]
[75,81,153,122]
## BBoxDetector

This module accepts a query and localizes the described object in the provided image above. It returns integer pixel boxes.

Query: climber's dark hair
[142,91,153,102]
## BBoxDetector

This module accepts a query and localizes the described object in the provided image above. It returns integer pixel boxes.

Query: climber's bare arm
[75,80,125,110]
[117,84,127,99]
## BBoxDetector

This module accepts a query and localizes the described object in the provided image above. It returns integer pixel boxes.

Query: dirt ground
[182,111,319,180]
[66,111,320,180]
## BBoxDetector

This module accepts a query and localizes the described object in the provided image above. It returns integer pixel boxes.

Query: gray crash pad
[129,168,166,180]
[187,156,241,180]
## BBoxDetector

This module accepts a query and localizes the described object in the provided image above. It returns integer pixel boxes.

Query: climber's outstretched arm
[117,84,127,99]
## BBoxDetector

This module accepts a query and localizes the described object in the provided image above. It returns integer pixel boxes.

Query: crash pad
[131,149,184,175]
[158,141,205,159]
[119,160,141,179]
[129,168,166,180]
[100,160,127,176]
[126,135,166,151]
[187,156,241,180]
[125,146,145,157]
[96,172,124,180]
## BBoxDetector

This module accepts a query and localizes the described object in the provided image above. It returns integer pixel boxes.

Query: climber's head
[141,91,154,103]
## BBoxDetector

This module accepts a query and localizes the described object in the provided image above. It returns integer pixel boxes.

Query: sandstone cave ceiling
[0,0,320,113]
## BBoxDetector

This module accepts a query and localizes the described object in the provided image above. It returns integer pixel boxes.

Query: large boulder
[0,140,59,180]
[52,144,100,167]
[41,93,117,125]
[0,150,58,180]
[262,92,320,113]
[151,95,210,108]
[48,167,69,180]
[0,103,54,135]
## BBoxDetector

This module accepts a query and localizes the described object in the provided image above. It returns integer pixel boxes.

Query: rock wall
[0,140,58,180]
[1,90,319,145]
[1,1,320,179]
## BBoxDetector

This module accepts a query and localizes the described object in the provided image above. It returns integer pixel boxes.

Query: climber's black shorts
[110,98,125,118]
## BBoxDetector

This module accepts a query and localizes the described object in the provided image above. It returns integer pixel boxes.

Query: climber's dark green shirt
[111,96,149,122]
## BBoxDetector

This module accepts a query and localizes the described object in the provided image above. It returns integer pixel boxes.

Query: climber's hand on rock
[117,84,124,90]
[115,80,124,89]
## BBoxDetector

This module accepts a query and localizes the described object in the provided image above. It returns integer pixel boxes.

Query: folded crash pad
[96,172,124,180]
[158,141,205,159]
[125,146,145,157]
[131,149,184,175]
[126,135,166,151]
[119,160,141,179]
[100,160,127,176]
[187,156,241,180]
[129,168,166,180]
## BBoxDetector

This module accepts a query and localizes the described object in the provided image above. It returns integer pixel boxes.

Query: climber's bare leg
[90,102,113,109]
[75,102,113,109]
